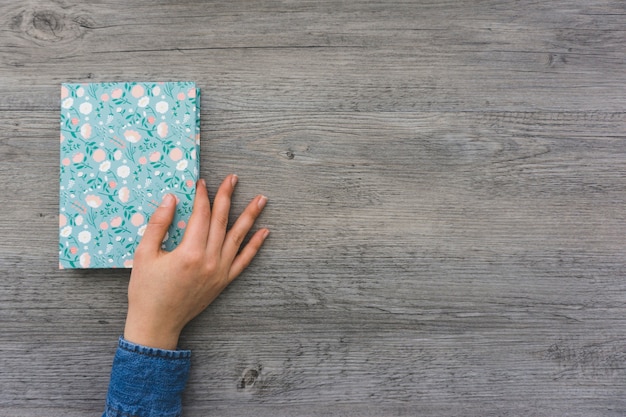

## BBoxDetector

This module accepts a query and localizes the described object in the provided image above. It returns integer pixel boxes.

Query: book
[59,82,200,268]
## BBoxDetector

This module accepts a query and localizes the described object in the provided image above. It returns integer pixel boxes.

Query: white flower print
[137,96,150,108]
[78,230,92,244]
[155,101,169,114]
[60,226,72,237]
[79,102,92,115]
[117,165,130,178]
[176,160,188,171]
[62,98,74,109]
[99,160,111,172]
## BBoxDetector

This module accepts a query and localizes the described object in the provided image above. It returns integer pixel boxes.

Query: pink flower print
[59,214,67,227]
[72,152,84,163]
[147,116,156,124]
[100,221,109,230]
[110,216,123,228]
[123,130,141,143]
[149,151,161,162]
[92,148,107,162]
[62,158,71,166]
[177,92,186,100]
[60,134,65,143]
[85,195,103,208]
[157,122,168,138]
[70,246,78,255]
[79,252,91,268]
[109,180,117,189]
[138,156,147,165]
[185,179,194,188]
[114,150,123,160]
[61,85,69,99]
[118,187,130,203]
[187,88,196,98]
[177,220,186,229]
[71,118,79,125]
[80,123,92,139]
[111,88,123,99]
[152,86,161,96]
[101,93,110,102]
[169,147,183,161]
[131,85,145,98]
[131,212,145,227]
[123,259,134,268]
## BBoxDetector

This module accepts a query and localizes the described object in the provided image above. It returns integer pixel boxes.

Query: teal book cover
[59,82,200,269]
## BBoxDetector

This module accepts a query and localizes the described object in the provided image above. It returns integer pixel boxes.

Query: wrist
[124,312,182,350]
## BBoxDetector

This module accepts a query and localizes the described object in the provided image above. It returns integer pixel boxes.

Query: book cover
[59,82,200,269]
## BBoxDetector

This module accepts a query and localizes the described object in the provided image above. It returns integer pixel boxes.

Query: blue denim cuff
[104,337,191,417]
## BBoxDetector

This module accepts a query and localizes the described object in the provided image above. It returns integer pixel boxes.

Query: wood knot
[32,11,63,38]
[238,367,260,389]
[12,8,93,44]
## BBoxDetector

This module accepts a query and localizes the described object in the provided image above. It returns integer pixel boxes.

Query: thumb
[139,194,176,253]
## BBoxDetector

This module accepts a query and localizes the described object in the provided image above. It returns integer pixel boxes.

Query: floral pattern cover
[59,82,200,268]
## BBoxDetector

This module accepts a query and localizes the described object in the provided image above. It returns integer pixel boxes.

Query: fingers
[206,174,238,256]
[180,179,211,248]
[138,194,176,255]
[228,228,270,282]
[222,194,268,262]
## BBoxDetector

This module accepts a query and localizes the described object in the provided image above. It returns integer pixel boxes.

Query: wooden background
[1,0,625,415]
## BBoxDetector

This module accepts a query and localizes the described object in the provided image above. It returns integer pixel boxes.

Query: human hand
[123,174,269,350]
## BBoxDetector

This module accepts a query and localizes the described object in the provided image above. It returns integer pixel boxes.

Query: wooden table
[1,1,625,415]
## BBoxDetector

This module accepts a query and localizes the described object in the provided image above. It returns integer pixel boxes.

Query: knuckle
[133,245,149,261]
[215,215,229,229]
[228,232,245,248]
[148,212,168,227]
[204,260,218,275]
[181,250,204,266]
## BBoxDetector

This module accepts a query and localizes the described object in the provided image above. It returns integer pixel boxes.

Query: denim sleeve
[103,337,191,417]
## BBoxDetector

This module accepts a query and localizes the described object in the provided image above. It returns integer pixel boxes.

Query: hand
[123,174,269,350]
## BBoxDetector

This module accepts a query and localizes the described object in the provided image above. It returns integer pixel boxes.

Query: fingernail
[199,178,206,188]
[257,195,268,210]
[161,194,174,208]
[262,229,270,239]
[231,174,238,187]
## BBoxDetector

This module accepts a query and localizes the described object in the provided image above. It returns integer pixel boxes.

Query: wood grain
[0,0,625,416]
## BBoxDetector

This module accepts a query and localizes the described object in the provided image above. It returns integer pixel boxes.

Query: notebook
[59,82,200,268]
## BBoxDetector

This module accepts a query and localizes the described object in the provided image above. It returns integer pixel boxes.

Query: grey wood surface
[1,0,625,415]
